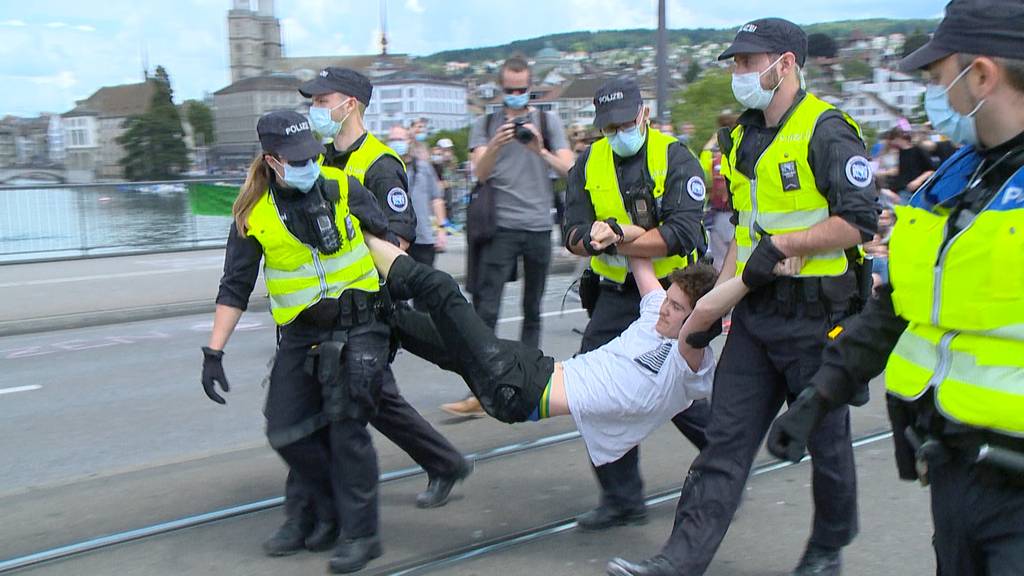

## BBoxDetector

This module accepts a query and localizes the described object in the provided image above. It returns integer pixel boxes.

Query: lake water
[0,183,236,263]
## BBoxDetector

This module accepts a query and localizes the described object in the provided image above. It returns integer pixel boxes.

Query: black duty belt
[296,290,382,330]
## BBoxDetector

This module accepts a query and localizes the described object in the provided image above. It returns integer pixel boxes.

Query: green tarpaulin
[188,183,240,216]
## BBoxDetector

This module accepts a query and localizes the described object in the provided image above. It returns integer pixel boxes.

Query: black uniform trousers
[472,228,552,349]
[266,319,390,540]
[660,289,858,574]
[929,453,1024,576]
[580,279,711,514]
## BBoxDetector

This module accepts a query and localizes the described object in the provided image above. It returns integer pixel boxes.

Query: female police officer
[200,110,392,573]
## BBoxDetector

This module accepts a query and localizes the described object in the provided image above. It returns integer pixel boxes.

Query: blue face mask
[389,139,409,156]
[925,64,986,147]
[414,132,427,142]
[504,92,530,109]
[308,99,350,139]
[281,159,320,193]
[609,124,646,157]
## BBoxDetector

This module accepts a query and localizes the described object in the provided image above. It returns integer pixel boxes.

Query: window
[407,88,415,98]
[383,102,402,114]
[381,88,402,99]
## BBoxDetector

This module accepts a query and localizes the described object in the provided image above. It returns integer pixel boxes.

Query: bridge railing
[0,168,477,265]
[0,178,244,264]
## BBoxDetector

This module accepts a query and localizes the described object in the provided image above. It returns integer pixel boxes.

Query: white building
[835,92,902,132]
[842,67,926,120]
[47,114,65,164]
[363,75,469,135]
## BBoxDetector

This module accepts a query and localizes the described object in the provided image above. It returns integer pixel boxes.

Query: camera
[512,116,534,144]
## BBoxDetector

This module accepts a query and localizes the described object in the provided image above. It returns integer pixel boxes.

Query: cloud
[405,0,425,14]
[74,24,96,32]
[45,21,67,28]
[0,19,27,27]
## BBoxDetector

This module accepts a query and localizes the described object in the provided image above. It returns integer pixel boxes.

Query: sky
[0,0,945,117]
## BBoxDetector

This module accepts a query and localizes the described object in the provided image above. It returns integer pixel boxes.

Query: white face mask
[731,55,785,110]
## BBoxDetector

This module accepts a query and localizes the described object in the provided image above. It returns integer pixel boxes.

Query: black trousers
[266,320,390,540]
[930,456,1024,576]
[660,292,859,574]
[407,243,436,268]
[389,255,553,424]
[580,280,711,514]
[472,228,552,349]
[283,365,467,526]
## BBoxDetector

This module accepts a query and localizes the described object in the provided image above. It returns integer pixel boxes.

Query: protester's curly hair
[670,263,718,306]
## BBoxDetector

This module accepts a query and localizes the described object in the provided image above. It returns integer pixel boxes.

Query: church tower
[227,0,282,83]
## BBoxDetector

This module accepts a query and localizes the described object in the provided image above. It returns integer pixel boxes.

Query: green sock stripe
[539,378,552,419]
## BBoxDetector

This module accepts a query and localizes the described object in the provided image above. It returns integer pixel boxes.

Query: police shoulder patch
[845,156,873,188]
[386,187,409,212]
[686,176,706,202]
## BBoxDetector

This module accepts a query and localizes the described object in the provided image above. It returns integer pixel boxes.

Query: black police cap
[298,67,373,105]
[718,18,808,67]
[593,78,643,129]
[256,110,323,162]
[901,0,1024,71]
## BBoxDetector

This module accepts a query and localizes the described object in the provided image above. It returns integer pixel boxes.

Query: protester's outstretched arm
[629,256,661,298]
[365,234,404,278]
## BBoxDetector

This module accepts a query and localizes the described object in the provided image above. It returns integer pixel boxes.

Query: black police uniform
[216,175,392,542]
[651,92,878,575]
[321,134,469,486]
[563,133,711,519]
[803,130,1024,575]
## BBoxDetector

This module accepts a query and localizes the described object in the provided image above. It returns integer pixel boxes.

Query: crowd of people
[200,1,1024,574]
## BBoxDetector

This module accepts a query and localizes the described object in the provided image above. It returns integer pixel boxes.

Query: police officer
[608,19,878,576]
[768,2,1024,574]
[201,110,391,573]
[296,66,472,507]
[562,78,711,531]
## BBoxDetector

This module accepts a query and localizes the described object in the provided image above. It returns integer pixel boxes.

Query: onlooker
[388,125,447,268]
[699,112,739,272]
[441,54,574,417]
[431,138,459,226]
[888,127,935,201]
[677,121,696,146]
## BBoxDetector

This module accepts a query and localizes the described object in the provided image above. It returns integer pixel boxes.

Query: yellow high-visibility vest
[724,93,860,277]
[885,147,1024,436]
[584,128,697,283]
[246,177,379,326]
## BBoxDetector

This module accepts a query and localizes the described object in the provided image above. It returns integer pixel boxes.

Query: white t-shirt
[562,289,715,466]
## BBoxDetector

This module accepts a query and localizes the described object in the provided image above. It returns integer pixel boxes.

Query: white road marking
[0,385,42,396]
[497,308,586,324]
[0,267,224,288]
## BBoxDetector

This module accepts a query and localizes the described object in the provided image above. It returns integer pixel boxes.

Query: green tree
[807,33,838,59]
[184,100,215,146]
[118,65,188,180]
[428,127,470,164]
[903,29,930,58]
[685,60,701,84]
[842,59,873,81]
[670,70,736,153]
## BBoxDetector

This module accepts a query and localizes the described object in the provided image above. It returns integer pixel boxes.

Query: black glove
[741,237,787,290]
[767,387,830,463]
[201,346,230,405]
[685,316,723,348]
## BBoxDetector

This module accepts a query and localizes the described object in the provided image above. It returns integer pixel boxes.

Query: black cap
[256,110,323,162]
[718,18,808,67]
[900,0,1024,71]
[593,78,643,129]
[298,67,373,105]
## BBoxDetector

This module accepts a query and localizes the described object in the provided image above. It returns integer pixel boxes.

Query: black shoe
[792,544,842,576]
[262,518,312,557]
[304,520,340,552]
[328,536,383,574]
[576,505,648,531]
[416,458,474,509]
[606,555,679,576]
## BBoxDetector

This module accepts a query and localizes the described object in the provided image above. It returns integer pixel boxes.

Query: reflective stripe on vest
[583,128,696,283]
[246,177,379,326]
[344,132,406,185]
[885,151,1024,436]
[726,93,856,278]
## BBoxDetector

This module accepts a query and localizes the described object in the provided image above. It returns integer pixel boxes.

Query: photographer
[442,55,573,417]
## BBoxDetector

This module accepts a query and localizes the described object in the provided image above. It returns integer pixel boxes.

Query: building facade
[227,0,282,83]
[212,74,305,169]
[61,80,156,180]
[364,76,469,135]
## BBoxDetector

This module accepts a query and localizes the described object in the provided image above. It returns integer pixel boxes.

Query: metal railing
[1,170,474,264]
[0,178,245,264]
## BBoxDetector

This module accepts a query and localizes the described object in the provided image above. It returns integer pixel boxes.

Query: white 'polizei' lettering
[598,92,624,104]
[739,23,758,33]
[284,121,310,135]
